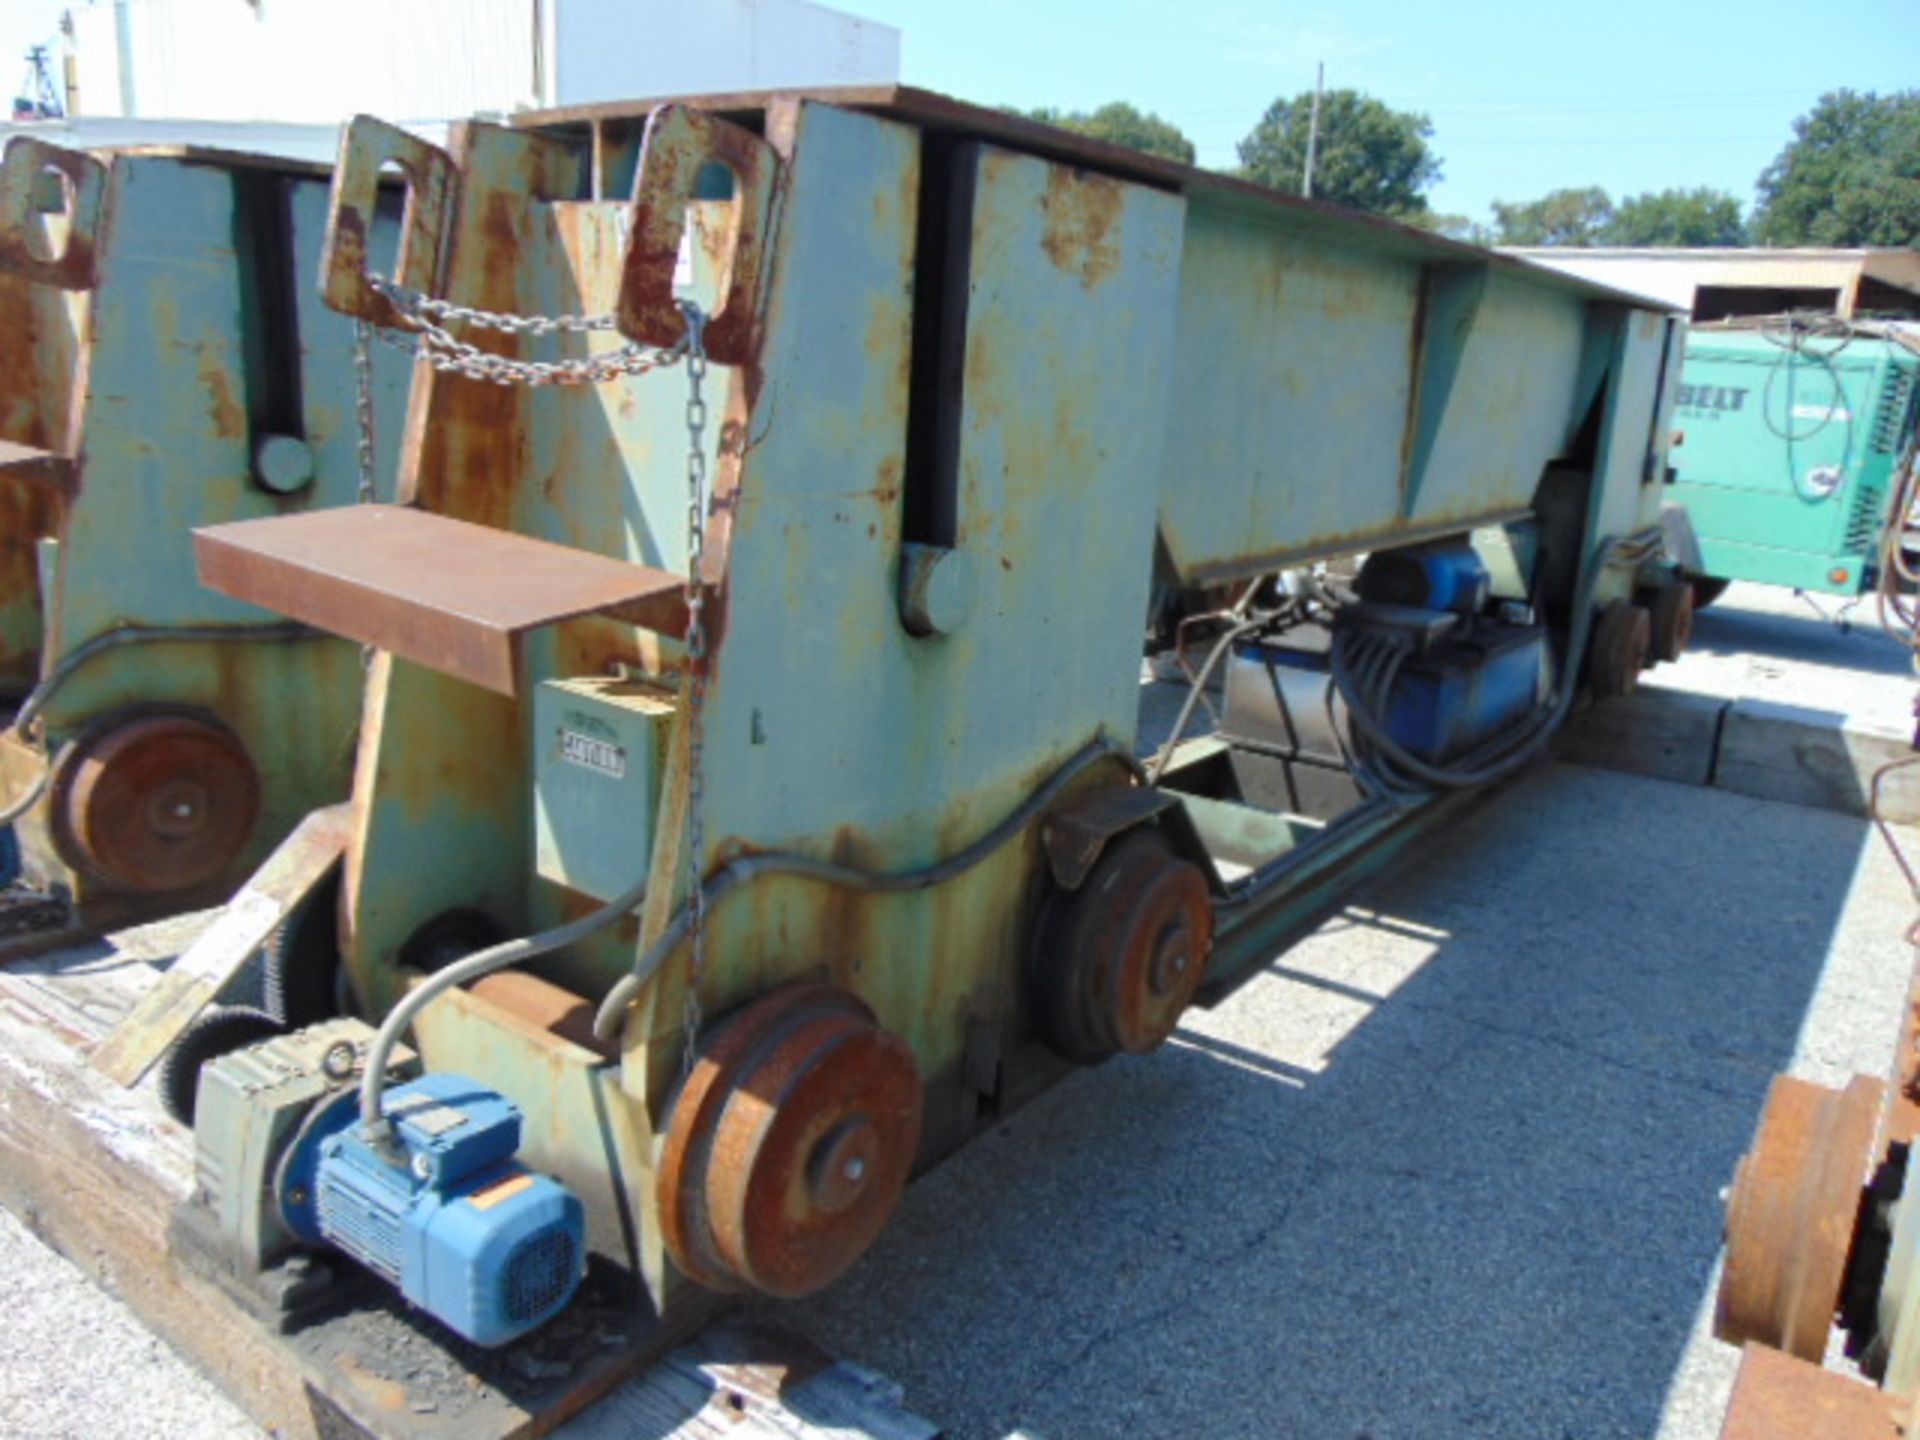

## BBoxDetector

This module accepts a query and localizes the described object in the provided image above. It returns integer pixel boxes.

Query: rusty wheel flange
[656,982,923,1299]
[1718,1072,1887,1360]
[1648,577,1695,664]
[1031,826,1212,1064]
[51,711,260,893]
[1590,598,1652,698]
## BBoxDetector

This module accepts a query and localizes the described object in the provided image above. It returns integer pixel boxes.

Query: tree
[1237,89,1441,218]
[1608,187,1747,246]
[1753,89,1920,247]
[1018,102,1196,165]
[1417,212,1495,246]
[1489,186,1614,246]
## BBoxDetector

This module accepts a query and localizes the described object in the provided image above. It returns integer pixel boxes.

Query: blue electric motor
[293,1073,585,1347]
[1356,539,1491,616]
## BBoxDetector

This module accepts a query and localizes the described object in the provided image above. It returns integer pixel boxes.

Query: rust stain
[1039,168,1123,292]
[200,353,246,440]
[331,1352,411,1413]
[872,455,902,506]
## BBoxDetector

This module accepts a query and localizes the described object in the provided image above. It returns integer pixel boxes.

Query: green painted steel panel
[690,115,1187,1071]
[7,151,410,905]
[1669,328,1919,594]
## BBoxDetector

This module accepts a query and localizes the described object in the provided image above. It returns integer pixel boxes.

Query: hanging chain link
[350,274,716,1064]
[676,303,711,1075]
[353,319,377,505]
[366,276,689,387]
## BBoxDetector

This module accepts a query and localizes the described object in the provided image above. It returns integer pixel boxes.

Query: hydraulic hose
[1326,542,1614,795]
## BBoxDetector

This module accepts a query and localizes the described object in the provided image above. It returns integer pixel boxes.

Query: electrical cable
[1144,608,1288,786]
[1324,541,1614,795]
[0,621,319,827]
[348,736,1125,1090]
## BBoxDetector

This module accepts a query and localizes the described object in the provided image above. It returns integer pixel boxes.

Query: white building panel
[65,0,899,123]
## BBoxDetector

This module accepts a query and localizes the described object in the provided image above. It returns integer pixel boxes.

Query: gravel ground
[0,1204,259,1440]
[1,584,1912,1440]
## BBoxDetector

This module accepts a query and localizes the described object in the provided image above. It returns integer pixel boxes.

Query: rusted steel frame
[194,504,690,697]
[1880,934,1920,1146]
[521,87,1673,315]
[318,116,458,328]
[466,969,617,1060]
[1719,1343,1910,1440]
[616,104,780,366]
[89,804,349,1086]
[0,137,106,291]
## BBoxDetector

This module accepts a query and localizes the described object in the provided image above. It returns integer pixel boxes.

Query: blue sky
[844,0,1919,222]
[6,0,1915,222]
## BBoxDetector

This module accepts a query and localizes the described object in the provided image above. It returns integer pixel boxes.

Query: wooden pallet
[0,916,939,1440]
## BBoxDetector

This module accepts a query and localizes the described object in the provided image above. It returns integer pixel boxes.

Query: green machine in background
[1670,319,1920,603]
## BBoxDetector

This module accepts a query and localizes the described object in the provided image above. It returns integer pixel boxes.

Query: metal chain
[350,272,714,1062]
[367,275,688,387]
[353,319,377,504]
[677,302,711,1075]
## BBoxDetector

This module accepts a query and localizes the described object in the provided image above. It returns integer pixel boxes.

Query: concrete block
[1714,698,1920,820]
[1554,686,1727,787]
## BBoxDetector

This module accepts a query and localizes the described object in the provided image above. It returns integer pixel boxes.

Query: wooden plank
[0,917,940,1440]
[195,505,689,696]
[91,803,349,1085]
[556,1320,940,1440]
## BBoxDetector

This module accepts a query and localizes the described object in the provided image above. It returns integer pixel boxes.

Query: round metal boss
[657,982,923,1299]
[54,712,260,893]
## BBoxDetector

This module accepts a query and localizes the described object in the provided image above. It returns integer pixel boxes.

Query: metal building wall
[67,0,900,122]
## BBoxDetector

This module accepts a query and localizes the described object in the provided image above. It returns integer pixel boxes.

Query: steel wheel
[1030,826,1212,1064]
[657,982,923,1298]
[1718,1073,1885,1360]
[52,711,259,892]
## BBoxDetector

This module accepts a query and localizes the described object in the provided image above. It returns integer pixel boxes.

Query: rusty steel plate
[1590,598,1651,698]
[317,116,458,329]
[616,104,779,366]
[658,982,922,1298]
[1033,827,1212,1063]
[0,136,106,292]
[195,505,690,696]
[1719,1073,1886,1361]
[53,713,260,894]
[1719,1342,1909,1440]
